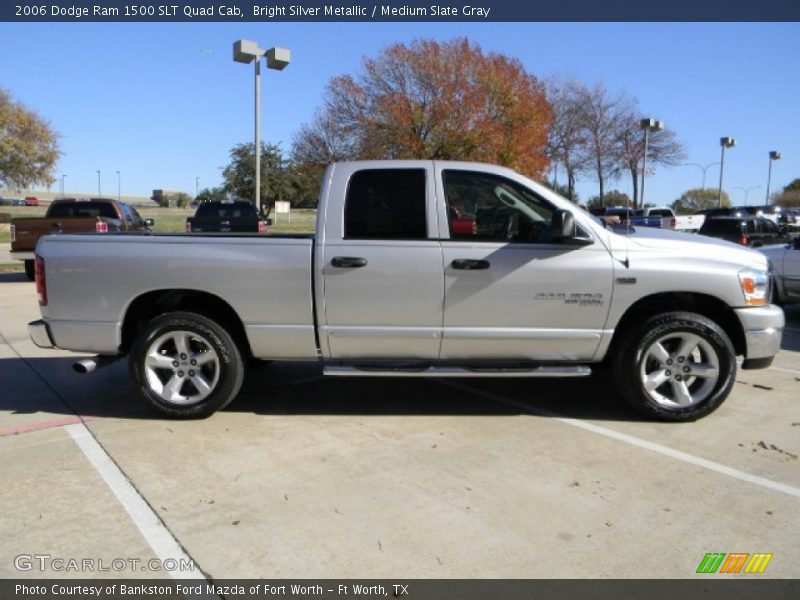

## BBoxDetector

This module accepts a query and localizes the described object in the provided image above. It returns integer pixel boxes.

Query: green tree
[222,142,297,207]
[174,192,192,208]
[769,178,800,207]
[0,88,61,189]
[672,188,730,213]
[587,190,631,209]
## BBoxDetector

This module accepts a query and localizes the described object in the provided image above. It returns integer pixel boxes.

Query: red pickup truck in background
[10,198,153,280]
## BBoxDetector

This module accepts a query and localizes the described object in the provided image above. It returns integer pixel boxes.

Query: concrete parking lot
[0,270,798,580]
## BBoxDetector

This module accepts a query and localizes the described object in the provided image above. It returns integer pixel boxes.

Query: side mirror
[144,218,155,227]
[551,209,592,245]
[551,209,577,240]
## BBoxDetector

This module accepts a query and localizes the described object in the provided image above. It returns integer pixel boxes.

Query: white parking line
[66,423,218,590]
[439,381,800,500]
[770,365,800,376]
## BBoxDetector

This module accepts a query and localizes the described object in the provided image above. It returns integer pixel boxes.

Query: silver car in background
[759,237,800,304]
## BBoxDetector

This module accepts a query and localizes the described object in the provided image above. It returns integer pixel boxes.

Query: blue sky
[1,22,798,205]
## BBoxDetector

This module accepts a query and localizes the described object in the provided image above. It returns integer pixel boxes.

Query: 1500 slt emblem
[534,293,604,306]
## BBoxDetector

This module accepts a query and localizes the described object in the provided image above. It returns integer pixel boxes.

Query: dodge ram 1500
[28,161,784,421]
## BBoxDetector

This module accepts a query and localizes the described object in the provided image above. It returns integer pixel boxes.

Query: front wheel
[129,312,244,418]
[613,312,736,421]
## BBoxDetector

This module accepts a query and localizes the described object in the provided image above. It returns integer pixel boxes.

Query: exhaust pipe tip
[73,359,97,375]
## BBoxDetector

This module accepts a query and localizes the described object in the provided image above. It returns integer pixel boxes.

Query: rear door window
[344,169,427,240]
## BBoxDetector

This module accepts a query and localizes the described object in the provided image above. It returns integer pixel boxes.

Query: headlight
[738,267,769,306]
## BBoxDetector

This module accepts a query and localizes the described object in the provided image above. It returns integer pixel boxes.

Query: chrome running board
[323,365,592,378]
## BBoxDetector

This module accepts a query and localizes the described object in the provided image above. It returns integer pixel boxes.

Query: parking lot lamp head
[766,151,781,204]
[718,137,736,207]
[232,40,291,215]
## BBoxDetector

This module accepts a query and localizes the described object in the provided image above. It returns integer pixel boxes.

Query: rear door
[436,167,614,361]
[319,163,444,359]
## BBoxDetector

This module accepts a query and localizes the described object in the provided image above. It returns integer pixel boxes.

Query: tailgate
[10,218,54,252]
[11,217,114,252]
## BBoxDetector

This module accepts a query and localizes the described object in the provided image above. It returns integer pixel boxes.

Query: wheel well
[610,292,746,357]
[120,290,251,357]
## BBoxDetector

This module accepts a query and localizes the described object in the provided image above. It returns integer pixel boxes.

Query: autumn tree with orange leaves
[292,39,552,200]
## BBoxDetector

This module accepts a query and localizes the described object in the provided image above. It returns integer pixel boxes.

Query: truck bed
[37,233,317,359]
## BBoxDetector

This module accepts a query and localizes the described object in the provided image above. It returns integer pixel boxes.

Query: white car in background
[759,237,800,304]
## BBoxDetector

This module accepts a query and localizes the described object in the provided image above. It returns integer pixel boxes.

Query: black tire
[129,311,244,418]
[24,260,35,281]
[613,311,736,422]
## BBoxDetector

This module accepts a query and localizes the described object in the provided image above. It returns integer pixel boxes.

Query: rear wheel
[129,312,244,418]
[24,260,35,281]
[614,312,736,421]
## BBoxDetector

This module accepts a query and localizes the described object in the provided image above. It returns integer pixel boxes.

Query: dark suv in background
[698,216,790,247]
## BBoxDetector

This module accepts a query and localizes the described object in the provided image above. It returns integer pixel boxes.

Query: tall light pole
[97,170,101,196]
[683,162,721,190]
[733,185,761,206]
[233,40,290,215]
[195,176,200,198]
[639,118,664,209]
[766,151,781,204]
[61,174,67,198]
[116,170,121,201]
[718,137,736,207]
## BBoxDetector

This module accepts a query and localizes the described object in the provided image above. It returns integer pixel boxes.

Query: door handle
[451,259,490,270]
[331,256,368,268]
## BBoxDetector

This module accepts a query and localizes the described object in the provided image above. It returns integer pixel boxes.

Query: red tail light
[739,233,749,246]
[670,218,676,228]
[96,221,108,233]
[258,220,267,234]
[472,220,477,235]
[35,255,47,306]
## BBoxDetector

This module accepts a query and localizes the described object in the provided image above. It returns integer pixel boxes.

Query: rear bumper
[734,305,784,367]
[28,320,56,349]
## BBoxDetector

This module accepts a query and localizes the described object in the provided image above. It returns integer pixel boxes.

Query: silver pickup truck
[28,161,784,421]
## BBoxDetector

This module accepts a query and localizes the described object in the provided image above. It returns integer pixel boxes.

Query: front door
[437,168,614,361]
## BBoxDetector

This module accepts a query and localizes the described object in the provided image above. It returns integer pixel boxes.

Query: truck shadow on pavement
[1,357,646,423]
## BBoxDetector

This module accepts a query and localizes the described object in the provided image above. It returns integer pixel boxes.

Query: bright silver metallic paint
[759,241,800,304]
[33,160,783,369]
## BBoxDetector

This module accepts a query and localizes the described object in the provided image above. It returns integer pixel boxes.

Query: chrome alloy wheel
[639,332,720,408]
[143,330,220,405]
